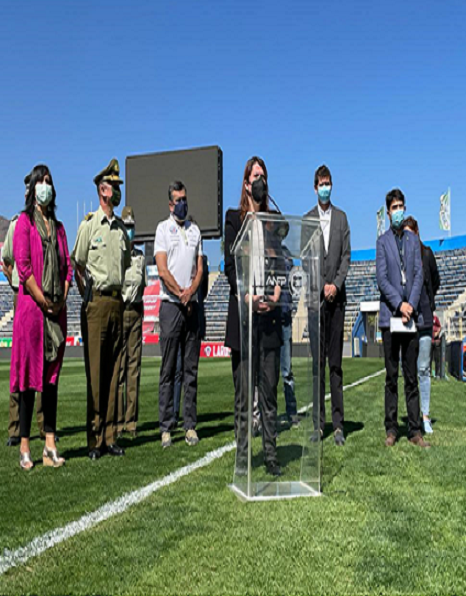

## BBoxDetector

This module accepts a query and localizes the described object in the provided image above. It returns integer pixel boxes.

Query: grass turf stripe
[297,368,385,414]
[0,442,235,576]
[0,368,384,576]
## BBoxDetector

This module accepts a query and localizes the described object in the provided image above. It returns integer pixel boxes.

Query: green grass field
[1,356,465,595]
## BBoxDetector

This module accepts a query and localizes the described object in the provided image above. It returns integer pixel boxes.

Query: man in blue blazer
[376,188,430,448]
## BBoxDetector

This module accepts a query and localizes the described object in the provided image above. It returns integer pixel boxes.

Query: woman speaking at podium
[224,156,282,477]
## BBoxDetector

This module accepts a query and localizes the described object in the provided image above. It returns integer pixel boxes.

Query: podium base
[228,481,321,502]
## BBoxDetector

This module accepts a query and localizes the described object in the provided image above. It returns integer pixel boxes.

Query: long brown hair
[239,156,269,222]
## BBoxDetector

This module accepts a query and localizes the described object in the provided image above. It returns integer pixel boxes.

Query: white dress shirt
[318,202,332,253]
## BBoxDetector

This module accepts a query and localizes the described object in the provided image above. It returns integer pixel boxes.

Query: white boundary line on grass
[0,443,236,576]
[0,367,384,576]
[298,367,385,414]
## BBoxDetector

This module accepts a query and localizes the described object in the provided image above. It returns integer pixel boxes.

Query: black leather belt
[94,289,122,298]
[125,301,144,311]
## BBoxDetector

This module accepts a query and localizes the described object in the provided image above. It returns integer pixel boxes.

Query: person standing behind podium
[376,189,429,448]
[304,165,350,446]
[117,206,147,438]
[72,158,131,460]
[224,156,282,476]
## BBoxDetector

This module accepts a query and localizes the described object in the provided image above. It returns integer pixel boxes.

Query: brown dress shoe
[409,434,431,448]
[385,433,397,447]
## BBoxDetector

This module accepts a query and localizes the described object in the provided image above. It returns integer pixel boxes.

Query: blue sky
[1,0,465,266]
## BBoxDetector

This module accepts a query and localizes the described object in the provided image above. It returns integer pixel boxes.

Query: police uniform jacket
[71,206,131,291]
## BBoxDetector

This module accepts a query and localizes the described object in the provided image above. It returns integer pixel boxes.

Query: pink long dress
[10,212,73,393]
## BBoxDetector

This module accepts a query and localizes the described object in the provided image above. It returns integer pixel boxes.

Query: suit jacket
[224,208,282,352]
[376,228,423,329]
[303,204,351,304]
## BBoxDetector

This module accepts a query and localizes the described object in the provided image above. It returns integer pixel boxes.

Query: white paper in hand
[390,317,417,333]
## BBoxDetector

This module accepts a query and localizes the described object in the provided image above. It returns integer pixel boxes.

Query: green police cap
[93,158,124,186]
[121,206,135,225]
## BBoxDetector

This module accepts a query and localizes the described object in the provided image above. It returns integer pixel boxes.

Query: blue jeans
[280,319,297,418]
[418,333,432,417]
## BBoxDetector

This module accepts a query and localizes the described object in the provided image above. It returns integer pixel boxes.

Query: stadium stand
[204,273,229,342]
[0,285,14,338]
[1,240,465,344]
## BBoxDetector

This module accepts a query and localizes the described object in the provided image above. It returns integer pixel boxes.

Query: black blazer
[417,245,440,330]
[224,208,282,352]
[303,204,351,304]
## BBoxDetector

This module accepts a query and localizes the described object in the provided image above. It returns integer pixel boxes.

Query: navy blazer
[376,228,424,329]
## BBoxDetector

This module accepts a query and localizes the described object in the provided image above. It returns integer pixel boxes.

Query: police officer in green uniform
[71,159,131,459]
[3,175,44,445]
[116,206,147,438]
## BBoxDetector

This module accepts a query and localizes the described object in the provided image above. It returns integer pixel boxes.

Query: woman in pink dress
[11,164,72,469]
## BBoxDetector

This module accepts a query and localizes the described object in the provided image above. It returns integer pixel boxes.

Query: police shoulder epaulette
[84,211,95,222]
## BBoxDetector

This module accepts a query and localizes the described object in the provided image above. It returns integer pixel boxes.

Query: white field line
[0,368,384,576]
[0,442,235,576]
[297,368,385,415]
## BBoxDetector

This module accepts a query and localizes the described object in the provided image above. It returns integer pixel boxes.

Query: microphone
[267,193,282,214]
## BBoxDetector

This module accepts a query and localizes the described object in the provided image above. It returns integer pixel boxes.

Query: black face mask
[251,177,268,204]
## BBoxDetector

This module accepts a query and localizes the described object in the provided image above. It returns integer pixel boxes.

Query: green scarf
[34,209,64,362]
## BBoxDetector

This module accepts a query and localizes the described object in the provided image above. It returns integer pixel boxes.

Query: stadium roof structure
[352,233,466,262]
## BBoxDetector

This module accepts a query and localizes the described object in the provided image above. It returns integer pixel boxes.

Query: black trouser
[310,301,345,432]
[382,328,421,438]
[20,382,57,439]
[158,301,201,433]
[231,325,280,467]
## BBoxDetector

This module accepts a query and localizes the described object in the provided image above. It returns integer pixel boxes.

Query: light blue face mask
[126,227,135,242]
[391,209,404,230]
[317,185,331,203]
[35,182,53,207]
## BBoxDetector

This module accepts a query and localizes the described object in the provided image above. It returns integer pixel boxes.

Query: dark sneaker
[107,443,125,456]
[88,448,102,460]
[252,421,262,438]
[265,461,282,477]
[334,429,345,446]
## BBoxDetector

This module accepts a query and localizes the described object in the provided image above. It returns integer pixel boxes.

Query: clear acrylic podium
[229,213,322,501]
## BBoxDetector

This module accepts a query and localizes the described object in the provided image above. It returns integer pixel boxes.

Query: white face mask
[35,182,53,207]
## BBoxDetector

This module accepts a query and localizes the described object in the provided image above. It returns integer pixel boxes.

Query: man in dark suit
[376,188,429,448]
[304,164,351,445]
